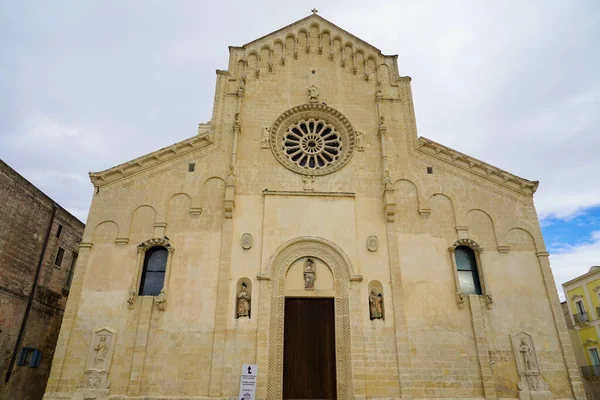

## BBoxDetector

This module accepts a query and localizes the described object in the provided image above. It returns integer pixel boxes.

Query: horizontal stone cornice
[89,131,213,187]
[417,136,539,195]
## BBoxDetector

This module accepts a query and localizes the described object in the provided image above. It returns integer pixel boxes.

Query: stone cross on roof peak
[311,8,318,14]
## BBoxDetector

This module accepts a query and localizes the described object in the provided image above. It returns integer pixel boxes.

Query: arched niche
[92,220,119,243]
[505,227,538,252]
[265,236,355,400]
[465,209,498,249]
[129,205,157,239]
[368,280,385,320]
[235,277,252,319]
[429,193,457,239]
[166,193,192,234]
[284,256,334,297]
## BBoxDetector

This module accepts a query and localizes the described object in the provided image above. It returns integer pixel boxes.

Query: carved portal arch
[266,236,355,400]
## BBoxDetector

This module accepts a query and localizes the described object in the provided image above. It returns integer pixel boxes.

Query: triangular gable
[239,13,385,55]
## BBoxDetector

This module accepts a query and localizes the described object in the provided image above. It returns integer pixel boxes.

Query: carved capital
[127,291,136,309]
[154,289,167,311]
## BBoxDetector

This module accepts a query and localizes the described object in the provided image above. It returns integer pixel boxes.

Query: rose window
[283,120,342,170]
[270,103,356,176]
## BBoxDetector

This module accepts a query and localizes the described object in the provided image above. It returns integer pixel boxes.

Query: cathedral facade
[44,13,583,400]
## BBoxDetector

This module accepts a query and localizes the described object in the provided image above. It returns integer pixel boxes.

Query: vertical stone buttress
[469,295,497,399]
[126,296,153,395]
[45,243,92,393]
[380,82,412,398]
[537,252,586,399]
[208,72,241,396]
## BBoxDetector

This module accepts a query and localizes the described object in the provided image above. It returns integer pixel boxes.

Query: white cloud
[551,231,600,301]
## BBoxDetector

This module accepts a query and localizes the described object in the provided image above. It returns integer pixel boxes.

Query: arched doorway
[265,237,355,399]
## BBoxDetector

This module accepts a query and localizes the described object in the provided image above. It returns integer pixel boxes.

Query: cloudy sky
[1,1,598,298]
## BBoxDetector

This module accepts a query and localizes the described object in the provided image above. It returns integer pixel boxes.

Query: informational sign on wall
[238,364,258,400]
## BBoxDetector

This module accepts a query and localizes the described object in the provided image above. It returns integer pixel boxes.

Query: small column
[377,90,395,222]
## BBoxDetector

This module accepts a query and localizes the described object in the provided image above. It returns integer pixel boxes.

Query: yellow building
[563,266,600,399]
[44,12,584,400]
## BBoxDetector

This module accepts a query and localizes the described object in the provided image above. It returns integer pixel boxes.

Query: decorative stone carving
[308,85,319,103]
[127,291,136,309]
[189,207,203,218]
[233,112,241,131]
[138,237,170,253]
[456,292,466,309]
[511,332,551,400]
[86,327,116,372]
[80,369,110,390]
[270,103,357,176]
[304,258,316,290]
[369,289,384,320]
[79,326,116,395]
[485,292,494,309]
[154,289,167,311]
[237,282,251,318]
[593,286,600,293]
[261,127,271,149]
[237,76,246,96]
[367,235,378,252]
[377,115,387,136]
[570,294,584,302]
[302,175,314,192]
[356,131,365,151]
[449,238,483,253]
[241,233,252,249]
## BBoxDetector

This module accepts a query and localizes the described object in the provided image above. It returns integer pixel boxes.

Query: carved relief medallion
[241,233,253,249]
[367,235,378,252]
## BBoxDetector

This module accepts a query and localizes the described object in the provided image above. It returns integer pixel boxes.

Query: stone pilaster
[469,294,497,400]
[208,219,234,396]
[44,242,92,395]
[386,229,413,399]
[126,296,153,396]
[537,252,586,400]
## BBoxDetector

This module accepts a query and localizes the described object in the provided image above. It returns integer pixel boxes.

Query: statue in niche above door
[304,258,316,290]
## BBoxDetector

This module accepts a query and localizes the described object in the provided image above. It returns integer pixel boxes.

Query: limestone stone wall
[44,14,583,400]
[0,160,84,400]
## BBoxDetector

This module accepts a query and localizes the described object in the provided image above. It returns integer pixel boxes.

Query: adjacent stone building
[0,160,85,400]
[44,13,584,400]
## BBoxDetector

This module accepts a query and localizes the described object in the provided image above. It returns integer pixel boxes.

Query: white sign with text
[238,364,258,400]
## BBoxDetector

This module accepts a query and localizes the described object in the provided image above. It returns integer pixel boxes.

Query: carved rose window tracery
[270,103,356,176]
[283,119,342,170]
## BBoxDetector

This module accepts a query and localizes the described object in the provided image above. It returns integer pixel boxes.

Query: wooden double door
[283,298,337,400]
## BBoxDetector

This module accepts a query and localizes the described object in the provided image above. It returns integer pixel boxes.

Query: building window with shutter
[17,348,42,368]
[54,247,65,268]
[64,252,78,292]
